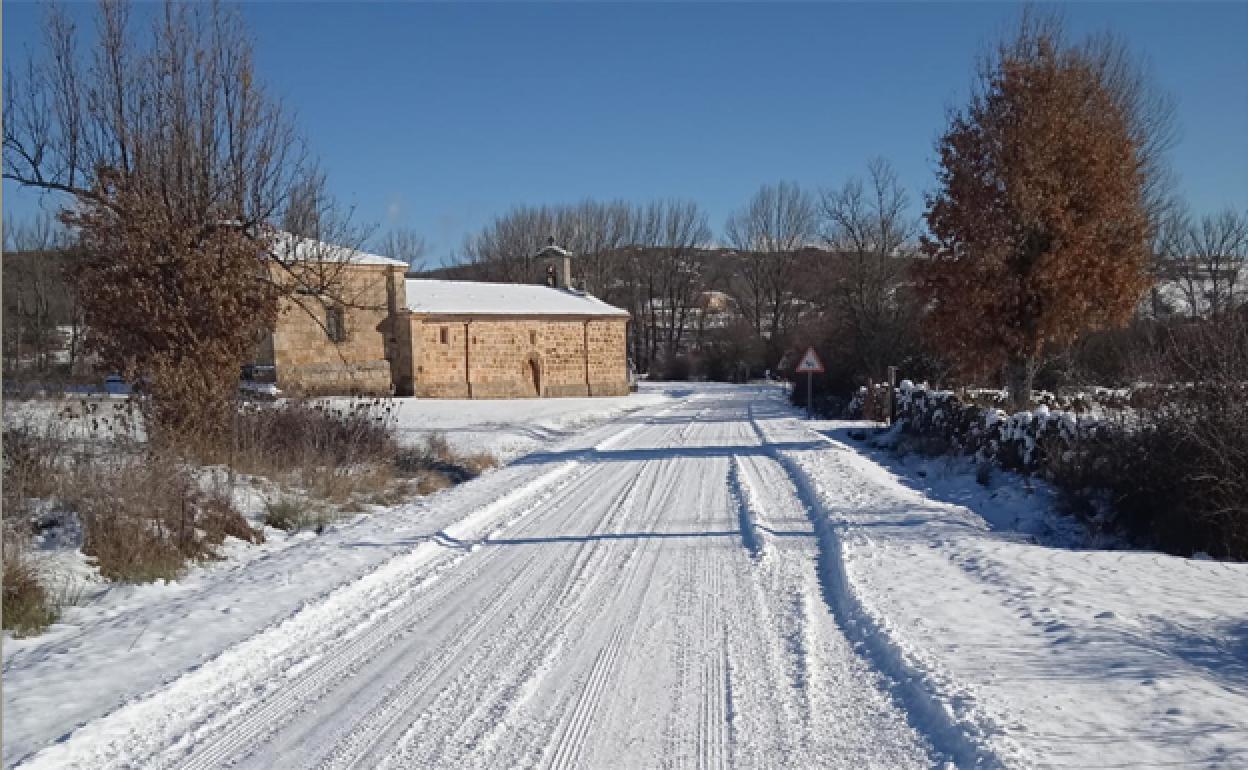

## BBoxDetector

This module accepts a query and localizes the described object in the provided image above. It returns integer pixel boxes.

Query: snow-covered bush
[892,375,1248,559]
[894,382,1103,474]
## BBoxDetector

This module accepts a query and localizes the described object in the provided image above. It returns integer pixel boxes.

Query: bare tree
[2,1,357,439]
[560,200,633,301]
[460,204,556,282]
[724,181,818,361]
[460,200,633,296]
[626,200,713,373]
[1161,208,1248,318]
[819,158,921,380]
[459,197,715,375]
[376,227,428,272]
[4,2,312,236]
[2,213,76,377]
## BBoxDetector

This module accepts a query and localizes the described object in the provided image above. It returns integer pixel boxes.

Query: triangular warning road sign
[795,347,825,373]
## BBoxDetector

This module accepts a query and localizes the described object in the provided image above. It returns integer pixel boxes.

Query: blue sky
[4,2,1247,259]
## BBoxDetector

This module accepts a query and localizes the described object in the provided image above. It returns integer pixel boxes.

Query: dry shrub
[1114,316,1248,558]
[2,551,58,637]
[459,451,499,476]
[3,423,68,513]
[424,432,452,463]
[230,398,396,474]
[263,497,335,534]
[74,457,262,583]
[1106,392,1248,558]
[412,470,454,496]
[211,397,405,508]
[308,463,395,506]
[1049,315,1248,558]
[395,432,498,486]
[229,402,495,511]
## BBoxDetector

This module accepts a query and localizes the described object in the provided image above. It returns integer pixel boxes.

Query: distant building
[253,236,630,398]
[1147,256,1245,319]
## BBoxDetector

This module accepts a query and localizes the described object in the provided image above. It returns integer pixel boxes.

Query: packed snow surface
[5,384,1247,768]
[378,385,677,462]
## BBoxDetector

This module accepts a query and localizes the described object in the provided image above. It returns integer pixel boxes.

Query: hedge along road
[15,387,945,770]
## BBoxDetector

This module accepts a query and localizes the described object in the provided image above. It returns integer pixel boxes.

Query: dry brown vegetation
[4,0,378,448]
[2,549,59,637]
[222,399,496,518]
[71,458,262,583]
[3,395,498,636]
[918,11,1164,409]
[1055,316,1248,558]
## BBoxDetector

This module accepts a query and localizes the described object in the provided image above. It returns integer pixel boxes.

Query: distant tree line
[5,2,1246,427]
[443,10,1246,416]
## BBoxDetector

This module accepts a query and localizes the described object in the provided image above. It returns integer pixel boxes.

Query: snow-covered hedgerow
[886,380,1248,559]
[890,380,1114,475]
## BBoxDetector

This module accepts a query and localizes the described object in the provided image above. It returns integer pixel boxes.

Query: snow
[536,243,572,258]
[376,384,678,462]
[268,229,408,268]
[239,381,280,397]
[787,416,1248,768]
[406,279,629,317]
[5,384,1247,768]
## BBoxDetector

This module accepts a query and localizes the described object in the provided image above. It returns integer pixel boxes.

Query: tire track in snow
[292,445,654,769]
[698,544,729,770]
[166,466,594,770]
[336,456,653,769]
[536,451,686,770]
[747,402,1011,768]
[650,428,740,770]
[372,414,694,769]
[547,623,630,770]
[259,412,689,768]
[306,541,555,769]
[701,452,733,770]
[727,454,821,753]
[16,405,687,770]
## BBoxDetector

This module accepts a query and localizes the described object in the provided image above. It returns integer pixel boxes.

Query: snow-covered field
[4,384,1246,768]
[376,382,685,462]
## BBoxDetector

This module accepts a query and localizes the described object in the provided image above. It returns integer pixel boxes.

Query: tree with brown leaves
[4,1,363,442]
[62,173,281,443]
[917,13,1168,408]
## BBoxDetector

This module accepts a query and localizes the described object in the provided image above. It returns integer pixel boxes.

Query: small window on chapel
[529,330,537,346]
[440,326,449,345]
[326,306,346,343]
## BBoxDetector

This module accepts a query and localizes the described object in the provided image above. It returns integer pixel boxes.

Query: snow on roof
[269,230,408,268]
[405,279,629,318]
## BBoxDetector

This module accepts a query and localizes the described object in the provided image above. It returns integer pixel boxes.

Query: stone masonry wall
[269,264,406,395]
[411,320,470,398]
[406,315,629,399]
[587,319,629,396]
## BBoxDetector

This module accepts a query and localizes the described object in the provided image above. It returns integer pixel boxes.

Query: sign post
[794,347,825,419]
[886,365,898,425]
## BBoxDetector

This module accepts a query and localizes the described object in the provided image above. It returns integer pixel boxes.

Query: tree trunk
[1006,354,1037,411]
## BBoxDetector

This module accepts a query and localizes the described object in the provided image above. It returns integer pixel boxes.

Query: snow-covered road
[9,389,939,768]
[7,384,1247,768]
